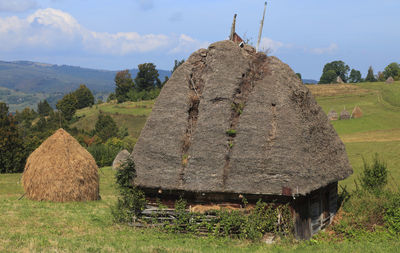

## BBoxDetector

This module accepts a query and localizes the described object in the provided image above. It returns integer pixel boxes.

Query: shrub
[359,153,388,194]
[87,143,120,167]
[111,158,146,222]
[225,129,237,137]
[384,193,400,234]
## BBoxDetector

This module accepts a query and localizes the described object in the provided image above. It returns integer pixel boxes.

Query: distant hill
[0,60,171,93]
[302,79,318,84]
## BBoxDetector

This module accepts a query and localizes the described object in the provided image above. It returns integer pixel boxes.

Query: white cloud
[258,37,292,53]
[169,34,209,54]
[0,0,38,12]
[309,43,338,54]
[0,8,207,55]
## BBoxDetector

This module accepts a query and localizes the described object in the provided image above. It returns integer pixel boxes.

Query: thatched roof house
[132,40,352,239]
[351,106,363,119]
[22,129,99,202]
[327,110,338,121]
[112,149,130,170]
[386,76,394,84]
[340,109,351,120]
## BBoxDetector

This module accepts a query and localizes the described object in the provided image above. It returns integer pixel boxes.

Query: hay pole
[256,1,267,52]
[229,14,237,40]
[18,193,25,200]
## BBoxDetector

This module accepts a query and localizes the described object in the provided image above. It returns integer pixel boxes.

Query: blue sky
[0,0,399,80]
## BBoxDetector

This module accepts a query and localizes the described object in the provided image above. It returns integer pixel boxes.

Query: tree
[319,61,350,84]
[365,66,377,82]
[37,100,53,116]
[383,62,400,80]
[319,70,337,84]
[172,59,185,74]
[74,84,94,109]
[56,93,78,121]
[115,70,134,103]
[134,63,161,91]
[377,71,385,82]
[0,103,26,173]
[95,113,118,142]
[295,73,302,80]
[349,69,362,83]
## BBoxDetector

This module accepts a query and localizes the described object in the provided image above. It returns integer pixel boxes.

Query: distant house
[133,40,352,239]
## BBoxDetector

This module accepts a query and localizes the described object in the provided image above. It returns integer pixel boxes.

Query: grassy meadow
[1,81,400,252]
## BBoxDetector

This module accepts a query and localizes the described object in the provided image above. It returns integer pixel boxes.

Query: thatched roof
[386,76,394,84]
[351,106,362,119]
[112,149,130,170]
[327,110,338,121]
[340,109,350,120]
[22,129,99,202]
[132,40,352,196]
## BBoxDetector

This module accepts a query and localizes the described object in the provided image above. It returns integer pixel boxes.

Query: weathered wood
[229,14,237,40]
[256,2,267,52]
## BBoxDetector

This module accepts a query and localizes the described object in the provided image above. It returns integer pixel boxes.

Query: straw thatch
[133,40,352,197]
[112,149,130,170]
[327,110,338,121]
[340,109,351,120]
[351,106,363,119]
[22,128,99,202]
[336,76,344,84]
[386,76,394,84]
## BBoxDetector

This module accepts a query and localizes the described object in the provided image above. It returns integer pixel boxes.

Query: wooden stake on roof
[230,14,237,41]
[256,1,267,52]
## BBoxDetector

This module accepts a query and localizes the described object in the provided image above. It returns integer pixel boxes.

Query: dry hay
[306,84,371,97]
[340,109,351,120]
[112,149,130,170]
[327,110,338,121]
[386,76,394,84]
[336,76,344,84]
[351,106,363,119]
[22,128,99,202]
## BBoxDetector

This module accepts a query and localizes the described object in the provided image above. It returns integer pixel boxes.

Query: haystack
[340,109,351,120]
[336,76,344,84]
[22,128,99,202]
[351,106,363,119]
[386,76,394,84]
[327,110,338,121]
[112,149,130,170]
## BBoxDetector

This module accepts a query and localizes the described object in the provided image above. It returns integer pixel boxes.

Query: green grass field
[72,100,154,138]
[2,81,400,252]
[2,168,399,252]
[308,82,400,190]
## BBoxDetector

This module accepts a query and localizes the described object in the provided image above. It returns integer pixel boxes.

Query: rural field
[1,81,400,252]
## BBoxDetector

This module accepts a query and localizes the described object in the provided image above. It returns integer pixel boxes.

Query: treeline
[318,61,400,84]
[107,60,184,103]
[0,60,183,173]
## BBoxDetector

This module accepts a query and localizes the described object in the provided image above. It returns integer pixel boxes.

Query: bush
[87,143,120,167]
[111,158,146,223]
[384,193,400,234]
[359,154,388,194]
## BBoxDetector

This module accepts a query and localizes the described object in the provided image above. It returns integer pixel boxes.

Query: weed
[225,129,237,137]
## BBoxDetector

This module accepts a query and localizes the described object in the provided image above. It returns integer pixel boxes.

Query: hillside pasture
[72,100,154,138]
[307,81,400,190]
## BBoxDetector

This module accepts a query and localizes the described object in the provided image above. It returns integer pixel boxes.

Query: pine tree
[365,66,377,82]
